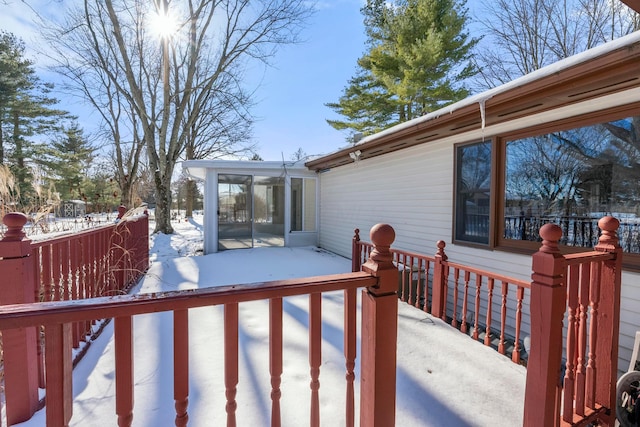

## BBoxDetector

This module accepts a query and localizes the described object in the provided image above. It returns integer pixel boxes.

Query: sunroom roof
[183,160,314,181]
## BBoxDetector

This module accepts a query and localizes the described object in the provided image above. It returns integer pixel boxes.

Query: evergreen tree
[327,0,479,139]
[39,122,94,202]
[0,31,71,209]
[83,161,120,214]
[326,68,396,138]
[0,32,32,166]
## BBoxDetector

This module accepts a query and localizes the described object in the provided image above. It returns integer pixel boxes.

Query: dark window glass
[503,116,640,253]
[455,141,492,244]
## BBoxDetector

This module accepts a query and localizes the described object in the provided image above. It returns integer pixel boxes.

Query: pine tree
[0,31,71,209]
[39,122,94,202]
[327,0,479,139]
[0,32,31,165]
[326,68,397,139]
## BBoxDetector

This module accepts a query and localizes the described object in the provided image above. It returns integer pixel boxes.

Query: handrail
[0,272,377,329]
[30,222,119,248]
[563,250,613,265]
[443,260,530,289]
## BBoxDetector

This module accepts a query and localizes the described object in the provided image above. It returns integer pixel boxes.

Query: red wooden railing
[32,210,148,342]
[0,209,149,425]
[354,217,622,427]
[524,217,622,427]
[0,223,398,427]
[353,229,530,363]
[0,215,622,426]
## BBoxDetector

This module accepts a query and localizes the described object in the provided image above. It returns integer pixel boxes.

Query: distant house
[58,200,87,218]
[184,31,640,372]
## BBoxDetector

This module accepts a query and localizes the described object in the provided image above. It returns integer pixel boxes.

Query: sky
[245,1,369,160]
[0,0,370,161]
[0,0,490,162]
[15,215,526,426]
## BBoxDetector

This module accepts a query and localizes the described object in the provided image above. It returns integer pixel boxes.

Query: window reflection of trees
[504,116,640,252]
[456,141,492,244]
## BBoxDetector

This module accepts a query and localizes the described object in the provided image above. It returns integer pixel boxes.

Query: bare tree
[40,4,150,209]
[290,147,307,161]
[183,63,256,217]
[42,0,311,233]
[474,0,640,89]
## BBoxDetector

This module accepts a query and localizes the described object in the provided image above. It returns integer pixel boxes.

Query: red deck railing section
[0,208,149,425]
[523,217,622,427]
[0,214,623,426]
[353,216,622,427]
[0,222,398,427]
[352,229,530,364]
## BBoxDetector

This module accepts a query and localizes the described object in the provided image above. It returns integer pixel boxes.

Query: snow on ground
[18,216,526,426]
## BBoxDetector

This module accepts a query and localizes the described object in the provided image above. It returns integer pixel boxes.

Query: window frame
[452,102,640,270]
[290,176,317,233]
[452,139,498,248]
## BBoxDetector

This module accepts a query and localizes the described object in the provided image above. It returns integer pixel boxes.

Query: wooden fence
[0,209,149,425]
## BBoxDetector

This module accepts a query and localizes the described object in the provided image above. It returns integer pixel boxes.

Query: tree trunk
[153,172,174,234]
[185,180,195,218]
[119,179,133,209]
[185,141,195,218]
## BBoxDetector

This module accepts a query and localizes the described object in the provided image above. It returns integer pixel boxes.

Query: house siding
[318,136,640,373]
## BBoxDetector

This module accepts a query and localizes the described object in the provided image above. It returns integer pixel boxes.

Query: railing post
[0,213,40,424]
[431,240,448,320]
[141,211,149,272]
[360,224,397,427]
[351,228,361,272]
[117,205,127,220]
[523,223,566,427]
[593,216,622,426]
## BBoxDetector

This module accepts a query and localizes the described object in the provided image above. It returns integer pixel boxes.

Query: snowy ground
[18,216,526,426]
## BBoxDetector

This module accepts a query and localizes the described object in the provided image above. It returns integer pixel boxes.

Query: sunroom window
[454,141,492,245]
[503,115,640,253]
[291,177,316,232]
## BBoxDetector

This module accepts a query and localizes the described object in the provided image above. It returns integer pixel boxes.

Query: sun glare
[148,7,179,40]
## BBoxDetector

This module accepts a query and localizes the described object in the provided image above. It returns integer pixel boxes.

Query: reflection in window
[504,116,640,252]
[291,178,316,232]
[455,141,492,244]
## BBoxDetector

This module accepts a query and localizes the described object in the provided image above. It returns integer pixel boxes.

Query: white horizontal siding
[318,137,640,373]
[319,140,453,259]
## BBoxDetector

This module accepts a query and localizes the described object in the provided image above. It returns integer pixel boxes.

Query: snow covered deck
[17,220,526,426]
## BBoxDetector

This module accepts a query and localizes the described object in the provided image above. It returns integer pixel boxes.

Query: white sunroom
[182,160,318,254]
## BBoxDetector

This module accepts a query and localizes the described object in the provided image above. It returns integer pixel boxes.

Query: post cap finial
[362,224,397,287]
[436,240,447,260]
[598,216,619,233]
[597,216,620,250]
[118,205,127,219]
[2,212,28,241]
[353,228,360,241]
[366,223,395,266]
[370,223,395,248]
[539,223,562,253]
